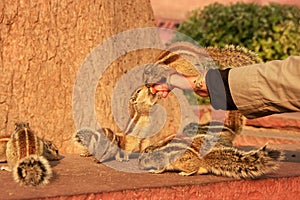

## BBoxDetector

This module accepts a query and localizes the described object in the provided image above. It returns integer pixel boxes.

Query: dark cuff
[206,68,238,110]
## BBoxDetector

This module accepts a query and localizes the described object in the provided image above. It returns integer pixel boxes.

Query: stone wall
[151,0,300,20]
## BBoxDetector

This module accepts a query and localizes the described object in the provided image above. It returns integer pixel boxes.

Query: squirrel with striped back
[144,42,262,133]
[75,85,174,162]
[139,114,284,179]
[1,122,60,186]
[144,42,263,87]
[138,137,284,178]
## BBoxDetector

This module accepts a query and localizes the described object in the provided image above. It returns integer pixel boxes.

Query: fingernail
[162,91,168,98]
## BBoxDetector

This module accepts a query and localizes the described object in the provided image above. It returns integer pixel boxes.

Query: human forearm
[229,56,300,118]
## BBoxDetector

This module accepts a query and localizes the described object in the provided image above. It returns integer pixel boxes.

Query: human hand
[150,73,209,98]
[151,83,170,98]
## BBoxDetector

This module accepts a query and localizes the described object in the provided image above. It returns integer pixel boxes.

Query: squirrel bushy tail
[201,145,284,179]
[13,155,52,186]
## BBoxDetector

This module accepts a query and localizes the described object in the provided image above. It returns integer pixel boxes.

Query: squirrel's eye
[136,89,142,94]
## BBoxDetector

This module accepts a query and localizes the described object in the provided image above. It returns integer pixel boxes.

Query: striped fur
[182,120,240,147]
[144,42,263,86]
[145,42,253,138]
[125,85,159,134]
[139,101,283,179]
[2,122,59,186]
[139,136,284,179]
[75,127,125,162]
[75,86,172,162]
[13,123,43,160]
[159,42,262,72]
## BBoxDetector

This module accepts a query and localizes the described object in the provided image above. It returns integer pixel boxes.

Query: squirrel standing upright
[75,85,175,162]
[1,122,60,186]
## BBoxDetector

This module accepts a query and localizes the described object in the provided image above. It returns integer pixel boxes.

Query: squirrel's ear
[260,142,269,151]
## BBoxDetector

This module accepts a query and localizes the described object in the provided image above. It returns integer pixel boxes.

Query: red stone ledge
[195,105,300,132]
[234,127,300,147]
[246,113,300,132]
[1,151,300,200]
[51,176,300,200]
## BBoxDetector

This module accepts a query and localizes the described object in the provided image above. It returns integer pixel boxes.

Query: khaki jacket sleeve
[228,56,300,119]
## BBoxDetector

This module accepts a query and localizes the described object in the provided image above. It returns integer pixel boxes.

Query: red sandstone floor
[1,126,300,200]
[0,153,299,200]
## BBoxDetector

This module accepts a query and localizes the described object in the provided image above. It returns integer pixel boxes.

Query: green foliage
[176,2,300,62]
[183,90,211,105]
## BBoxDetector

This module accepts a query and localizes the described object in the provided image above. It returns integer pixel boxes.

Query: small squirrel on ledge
[138,135,284,179]
[1,122,60,186]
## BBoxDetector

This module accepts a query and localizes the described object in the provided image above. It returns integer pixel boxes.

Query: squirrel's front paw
[115,157,129,162]
[148,168,165,174]
[178,171,197,176]
[197,167,209,175]
[1,165,12,172]
[115,152,129,162]
[79,149,92,157]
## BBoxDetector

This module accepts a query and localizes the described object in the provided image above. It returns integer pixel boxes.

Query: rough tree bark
[0,0,151,153]
[0,0,183,153]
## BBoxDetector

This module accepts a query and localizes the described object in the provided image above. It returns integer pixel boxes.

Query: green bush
[175,2,300,62]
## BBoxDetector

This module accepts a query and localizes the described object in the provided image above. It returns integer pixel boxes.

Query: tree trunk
[0,0,166,153]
